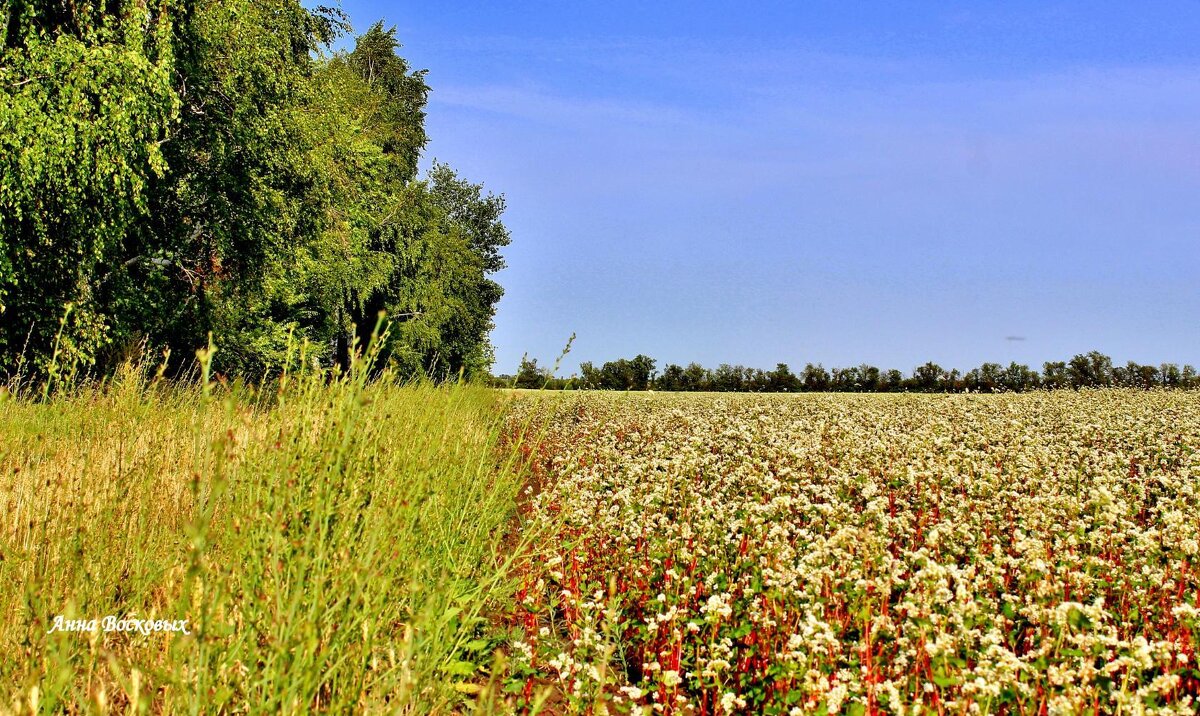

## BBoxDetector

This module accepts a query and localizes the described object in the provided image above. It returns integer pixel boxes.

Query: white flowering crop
[503,391,1200,714]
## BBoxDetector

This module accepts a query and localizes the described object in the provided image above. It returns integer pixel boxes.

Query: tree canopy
[1,2,509,382]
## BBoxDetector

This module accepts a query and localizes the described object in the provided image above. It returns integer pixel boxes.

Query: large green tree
[1,4,510,382]
[1,0,177,374]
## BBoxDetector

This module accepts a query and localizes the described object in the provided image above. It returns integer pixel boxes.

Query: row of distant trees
[499,351,1199,392]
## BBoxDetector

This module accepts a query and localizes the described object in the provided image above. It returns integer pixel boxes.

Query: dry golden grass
[0,362,540,714]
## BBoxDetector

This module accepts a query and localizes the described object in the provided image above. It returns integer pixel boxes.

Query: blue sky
[326,2,1200,375]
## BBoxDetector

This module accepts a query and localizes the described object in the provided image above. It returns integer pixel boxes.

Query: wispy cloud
[430,57,1200,214]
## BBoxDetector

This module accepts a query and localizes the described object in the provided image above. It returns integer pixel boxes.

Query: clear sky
[325,1,1200,376]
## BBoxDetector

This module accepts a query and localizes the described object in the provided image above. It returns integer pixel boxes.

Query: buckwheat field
[505,391,1200,715]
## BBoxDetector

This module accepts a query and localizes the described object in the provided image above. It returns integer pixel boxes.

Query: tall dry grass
[0,351,542,713]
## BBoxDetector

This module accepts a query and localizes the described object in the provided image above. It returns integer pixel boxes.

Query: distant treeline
[497,351,1199,392]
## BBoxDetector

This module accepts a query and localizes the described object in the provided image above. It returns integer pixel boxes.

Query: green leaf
[443,660,477,677]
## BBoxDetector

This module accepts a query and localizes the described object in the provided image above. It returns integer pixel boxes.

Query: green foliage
[1,1,177,373]
[1,3,508,382]
[346,22,429,181]
[579,355,656,390]
[515,356,549,389]
[313,163,508,380]
[144,0,331,376]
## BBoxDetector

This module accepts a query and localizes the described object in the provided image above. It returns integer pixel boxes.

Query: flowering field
[505,391,1200,714]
